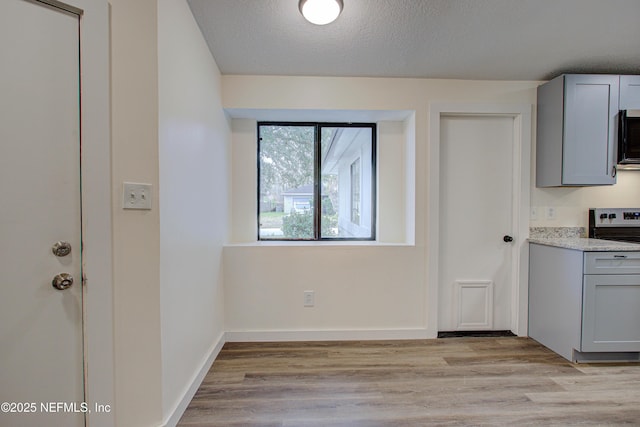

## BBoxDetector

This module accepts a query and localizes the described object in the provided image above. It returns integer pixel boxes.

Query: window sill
[224,240,414,248]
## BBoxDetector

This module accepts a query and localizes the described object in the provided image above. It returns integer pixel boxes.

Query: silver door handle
[52,241,72,257]
[52,273,74,290]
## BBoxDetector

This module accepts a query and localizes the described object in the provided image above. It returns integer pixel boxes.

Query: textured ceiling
[187,0,640,81]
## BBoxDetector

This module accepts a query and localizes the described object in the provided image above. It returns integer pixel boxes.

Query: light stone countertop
[528,237,640,252]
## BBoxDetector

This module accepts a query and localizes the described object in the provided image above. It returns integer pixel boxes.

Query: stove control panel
[591,208,640,227]
[623,211,640,220]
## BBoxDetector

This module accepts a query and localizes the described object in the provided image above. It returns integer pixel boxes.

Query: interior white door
[0,1,84,426]
[438,115,514,332]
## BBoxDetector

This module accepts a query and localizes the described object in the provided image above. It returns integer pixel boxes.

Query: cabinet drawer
[584,252,640,274]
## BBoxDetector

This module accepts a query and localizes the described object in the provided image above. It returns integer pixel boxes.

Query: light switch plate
[123,182,152,210]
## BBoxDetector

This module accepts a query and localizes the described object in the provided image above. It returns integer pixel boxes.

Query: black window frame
[257,121,377,241]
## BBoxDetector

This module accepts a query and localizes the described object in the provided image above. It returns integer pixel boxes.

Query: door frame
[41,0,114,425]
[426,104,531,338]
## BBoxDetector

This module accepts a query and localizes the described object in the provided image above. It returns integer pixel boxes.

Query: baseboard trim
[225,328,430,342]
[161,332,226,427]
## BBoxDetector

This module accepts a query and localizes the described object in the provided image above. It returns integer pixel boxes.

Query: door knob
[52,241,72,257]
[503,235,514,243]
[52,273,74,290]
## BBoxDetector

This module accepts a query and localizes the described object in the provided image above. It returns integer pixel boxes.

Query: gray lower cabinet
[529,244,640,361]
[536,74,619,187]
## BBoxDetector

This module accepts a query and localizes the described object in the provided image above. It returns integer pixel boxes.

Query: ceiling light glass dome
[299,0,343,25]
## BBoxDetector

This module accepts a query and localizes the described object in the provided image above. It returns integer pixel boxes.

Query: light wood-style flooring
[178,337,640,426]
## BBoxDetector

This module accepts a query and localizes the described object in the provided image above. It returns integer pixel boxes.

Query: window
[258,122,376,240]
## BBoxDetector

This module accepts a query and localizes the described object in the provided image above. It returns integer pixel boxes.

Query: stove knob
[600,213,608,220]
[609,213,617,220]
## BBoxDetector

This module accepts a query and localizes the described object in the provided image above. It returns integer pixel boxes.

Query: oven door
[618,110,640,167]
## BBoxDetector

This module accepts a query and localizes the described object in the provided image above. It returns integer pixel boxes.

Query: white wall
[378,121,406,242]
[224,245,426,339]
[109,1,230,425]
[531,171,640,228]
[230,119,260,243]
[110,0,163,425]
[158,0,229,424]
[223,76,540,339]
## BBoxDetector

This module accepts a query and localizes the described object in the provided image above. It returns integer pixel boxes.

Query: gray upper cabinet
[536,74,619,187]
[620,75,640,109]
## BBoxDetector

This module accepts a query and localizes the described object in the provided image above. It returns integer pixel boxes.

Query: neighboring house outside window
[282,184,313,214]
[258,122,376,241]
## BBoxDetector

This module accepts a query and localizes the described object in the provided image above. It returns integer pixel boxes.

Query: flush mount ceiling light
[299,0,343,25]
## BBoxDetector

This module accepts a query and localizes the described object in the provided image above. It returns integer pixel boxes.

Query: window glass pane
[320,126,373,238]
[351,159,360,224]
[259,125,314,239]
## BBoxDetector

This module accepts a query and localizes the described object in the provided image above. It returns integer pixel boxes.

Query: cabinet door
[582,274,640,352]
[563,75,619,185]
[620,75,640,110]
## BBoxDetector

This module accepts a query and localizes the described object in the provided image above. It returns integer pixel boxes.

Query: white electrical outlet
[545,206,556,220]
[303,290,315,307]
[123,182,152,210]
[530,207,538,220]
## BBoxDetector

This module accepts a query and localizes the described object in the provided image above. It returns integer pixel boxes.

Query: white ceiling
[187,0,640,81]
